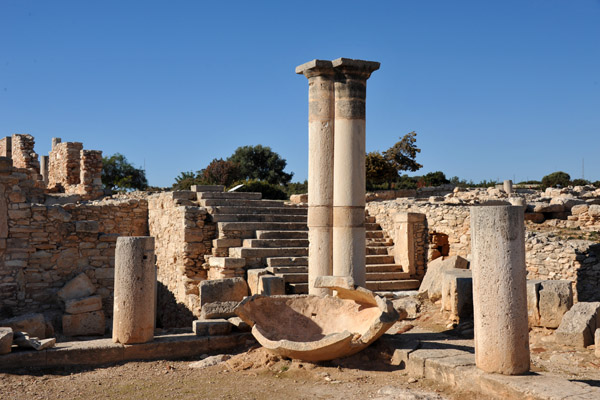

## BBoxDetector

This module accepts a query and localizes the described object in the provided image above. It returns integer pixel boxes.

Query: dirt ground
[2,298,599,400]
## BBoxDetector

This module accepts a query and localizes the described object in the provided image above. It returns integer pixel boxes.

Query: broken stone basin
[235,283,399,362]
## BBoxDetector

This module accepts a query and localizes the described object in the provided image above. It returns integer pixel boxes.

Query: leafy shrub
[541,171,571,189]
[231,180,287,200]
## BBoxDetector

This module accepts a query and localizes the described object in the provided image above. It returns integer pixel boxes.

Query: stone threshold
[0,332,253,370]
[387,328,600,400]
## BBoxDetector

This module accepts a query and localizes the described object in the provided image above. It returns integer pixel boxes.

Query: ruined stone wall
[11,134,39,172]
[148,191,216,322]
[570,204,600,231]
[0,180,148,322]
[525,232,600,302]
[78,150,103,198]
[0,137,11,158]
[48,142,83,189]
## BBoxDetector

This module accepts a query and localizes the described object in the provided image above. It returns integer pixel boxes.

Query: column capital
[332,58,380,79]
[295,59,334,78]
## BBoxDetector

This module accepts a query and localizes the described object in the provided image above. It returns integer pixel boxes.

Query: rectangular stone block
[65,295,103,314]
[200,301,239,320]
[555,302,600,347]
[62,311,105,337]
[208,257,246,269]
[58,273,96,301]
[258,275,285,296]
[247,269,269,295]
[441,269,473,322]
[418,256,469,302]
[190,185,224,192]
[0,312,46,339]
[199,277,248,306]
[192,319,232,336]
[75,220,99,233]
[538,280,573,329]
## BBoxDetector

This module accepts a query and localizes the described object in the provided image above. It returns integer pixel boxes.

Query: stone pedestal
[113,236,156,344]
[331,58,379,287]
[470,205,530,375]
[296,60,335,296]
[394,212,425,276]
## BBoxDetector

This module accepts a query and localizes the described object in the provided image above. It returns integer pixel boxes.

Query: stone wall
[0,137,11,158]
[11,134,39,172]
[148,192,216,322]
[570,204,600,232]
[366,198,600,302]
[0,169,148,324]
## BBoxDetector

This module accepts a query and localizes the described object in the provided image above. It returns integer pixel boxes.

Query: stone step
[366,246,390,255]
[276,273,307,283]
[366,231,385,239]
[366,271,411,281]
[243,238,310,248]
[206,206,307,215]
[211,214,307,223]
[256,230,308,239]
[366,264,403,272]
[266,265,308,274]
[197,192,262,200]
[229,247,308,259]
[366,255,395,264]
[287,283,308,294]
[366,280,420,291]
[208,257,246,268]
[218,222,308,234]
[199,198,287,208]
[266,256,308,267]
[365,223,381,230]
[367,238,393,245]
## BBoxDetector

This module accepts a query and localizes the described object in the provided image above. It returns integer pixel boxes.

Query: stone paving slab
[0,332,252,370]
[392,329,600,400]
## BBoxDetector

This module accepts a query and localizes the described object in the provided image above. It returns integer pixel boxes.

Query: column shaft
[470,205,530,374]
[297,60,335,295]
[332,58,379,287]
[113,236,156,344]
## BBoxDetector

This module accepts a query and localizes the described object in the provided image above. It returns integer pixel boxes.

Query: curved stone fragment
[235,283,398,362]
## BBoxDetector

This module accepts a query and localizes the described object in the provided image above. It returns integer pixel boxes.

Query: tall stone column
[113,236,156,344]
[332,58,380,287]
[470,205,530,374]
[296,60,335,296]
[40,156,49,184]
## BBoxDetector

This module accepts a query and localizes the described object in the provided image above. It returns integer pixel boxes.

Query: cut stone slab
[0,313,46,339]
[441,269,473,322]
[538,280,573,329]
[199,277,248,306]
[247,269,269,295]
[13,332,56,351]
[555,301,600,348]
[228,317,251,332]
[235,283,399,362]
[258,275,285,296]
[58,273,96,301]
[418,256,469,301]
[189,354,230,369]
[0,327,13,355]
[65,295,103,315]
[62,311,105,337]
[391,297,420,319]
[192,319,232,336]
[200,301,239,320]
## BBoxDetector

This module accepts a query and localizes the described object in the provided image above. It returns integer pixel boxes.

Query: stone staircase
[202,191,420,294]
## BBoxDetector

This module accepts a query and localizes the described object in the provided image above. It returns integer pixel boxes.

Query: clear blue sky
[2,0,599,187]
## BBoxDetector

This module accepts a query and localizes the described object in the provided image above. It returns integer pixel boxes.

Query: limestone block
[192,319,232,336]
[199,277,248,306]
[550,197,584,211]
[0,327,13,354]
[228,316,251,332]
[290,194,308,204]
[64,295,103,315]
[75,220,99,233]
[0,313,46,339]
[200,301,239,319]
[589,205,600,217]
[571,204,589,215]
[247,269,269,295]
[62,310,105,336]
[391,297,420,319]
[533,203,565,213]
[258,275,285,296]
[418,256,469,301]
[526,280,542,327]
[538,280,573,329]
[555,302,600,348]
[58,273,96,301]
[441,269,473,322]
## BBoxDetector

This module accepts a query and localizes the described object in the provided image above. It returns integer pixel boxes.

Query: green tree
[102,153,148,191]
[199,158,241,187]
[383,131,423,173]
[172,171,203,190]
[227,145,293,185]
[541,171,571,189]
[422,171,449,187]
[366,152,398,188]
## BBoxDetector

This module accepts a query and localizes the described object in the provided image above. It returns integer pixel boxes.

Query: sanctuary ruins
[2,59,600,399]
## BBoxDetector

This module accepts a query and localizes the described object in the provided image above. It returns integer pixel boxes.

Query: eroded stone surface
[65,295,103,315]
[0,327,13,354]
[555,301,600,347]
[58,273,96,302]
[63,311,105,337]
[419,256,469,302]
[0,313,46,339]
